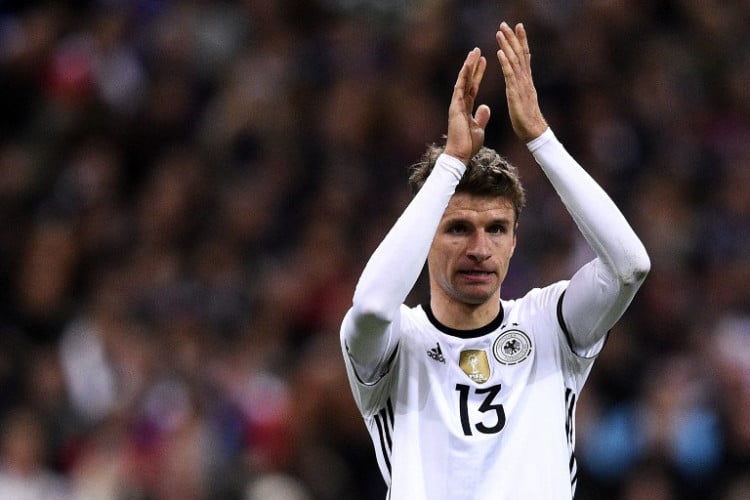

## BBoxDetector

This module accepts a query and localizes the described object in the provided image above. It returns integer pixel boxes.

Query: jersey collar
[422,301,505,339]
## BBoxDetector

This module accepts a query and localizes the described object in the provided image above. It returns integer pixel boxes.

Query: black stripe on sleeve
[374,413,392,473]
[556,290,575,350]
[565,388,578,495]
[565,388,576,443]
[379,406,393,449]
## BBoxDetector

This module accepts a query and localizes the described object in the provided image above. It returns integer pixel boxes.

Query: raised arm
[341,49,491,382]
[496,22,650,354]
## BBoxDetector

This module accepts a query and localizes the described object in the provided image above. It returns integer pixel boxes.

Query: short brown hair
[409,144,526,224]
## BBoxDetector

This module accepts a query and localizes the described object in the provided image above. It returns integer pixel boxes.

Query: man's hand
[444,48,491,164]
[496,22,548,143]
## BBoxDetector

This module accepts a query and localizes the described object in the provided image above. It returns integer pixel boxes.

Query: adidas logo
[427,343,445,363]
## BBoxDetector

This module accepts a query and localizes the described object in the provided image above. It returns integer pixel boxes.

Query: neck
[430,291,502,330]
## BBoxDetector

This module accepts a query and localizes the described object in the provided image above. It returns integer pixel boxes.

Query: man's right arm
[341,154,465,383]
[342,47,490,384]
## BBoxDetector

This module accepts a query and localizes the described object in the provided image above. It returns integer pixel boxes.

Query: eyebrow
[442,215,514,227]
[487,218,514,229]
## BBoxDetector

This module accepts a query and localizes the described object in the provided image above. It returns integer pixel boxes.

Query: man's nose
[466,231,491,261]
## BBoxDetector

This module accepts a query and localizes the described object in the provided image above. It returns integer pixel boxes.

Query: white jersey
[341,129,650,500]
[342,282,590,500]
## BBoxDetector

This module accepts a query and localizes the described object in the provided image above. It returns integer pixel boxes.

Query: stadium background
[0,0,748,499]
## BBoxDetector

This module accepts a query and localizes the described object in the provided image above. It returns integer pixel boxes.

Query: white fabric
[340,129,650,499]
[345,153,466,382]
[527,128,650,356]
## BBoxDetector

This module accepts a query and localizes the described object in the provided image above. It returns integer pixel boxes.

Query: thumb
[474,104,491,130]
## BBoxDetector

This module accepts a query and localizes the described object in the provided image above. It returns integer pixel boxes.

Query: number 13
[455,383,506,436]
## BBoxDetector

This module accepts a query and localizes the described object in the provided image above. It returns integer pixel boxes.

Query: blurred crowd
[0,0,748,499]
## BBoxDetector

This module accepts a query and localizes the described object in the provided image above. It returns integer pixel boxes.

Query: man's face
[428,193,517,306]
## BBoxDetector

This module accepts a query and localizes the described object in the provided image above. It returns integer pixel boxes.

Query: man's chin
[454,288,497,306]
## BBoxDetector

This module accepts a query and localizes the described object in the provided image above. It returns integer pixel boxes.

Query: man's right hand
[444,48,491,164]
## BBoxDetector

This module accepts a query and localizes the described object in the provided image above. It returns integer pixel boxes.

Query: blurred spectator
[0,407,71,500]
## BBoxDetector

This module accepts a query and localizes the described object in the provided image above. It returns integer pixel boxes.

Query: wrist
[436,153,469,180]
[525,127,555,153]
[442,147,470,165]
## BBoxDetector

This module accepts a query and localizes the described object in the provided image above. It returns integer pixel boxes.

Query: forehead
[443,193,515,221]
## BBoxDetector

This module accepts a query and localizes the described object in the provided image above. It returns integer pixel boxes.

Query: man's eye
[487,224,506,234]
[448,224,467,234]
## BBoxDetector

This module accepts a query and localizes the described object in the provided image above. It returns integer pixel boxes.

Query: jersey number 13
[455,383,506,436]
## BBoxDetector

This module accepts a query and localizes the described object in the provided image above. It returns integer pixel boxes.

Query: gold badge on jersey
[459,350,490,384]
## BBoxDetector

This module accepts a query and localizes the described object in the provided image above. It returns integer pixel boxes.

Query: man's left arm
[497,22,650,355]
[528,129,650,356]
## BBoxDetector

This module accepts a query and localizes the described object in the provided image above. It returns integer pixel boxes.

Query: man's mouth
[458,270,495,280]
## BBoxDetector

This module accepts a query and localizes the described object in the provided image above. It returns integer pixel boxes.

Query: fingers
[495,21,547,142]
[446,48,490,163]
[453,48,481,95]
[499,22,524,60]
[451,47,487,121]
[495,22,529,76]
[516,23,530,66]
[470,53,487,99]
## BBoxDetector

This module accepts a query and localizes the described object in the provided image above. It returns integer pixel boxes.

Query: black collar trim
[422,301,505,339]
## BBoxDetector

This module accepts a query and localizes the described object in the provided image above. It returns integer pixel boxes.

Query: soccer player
[340,22,650,499]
